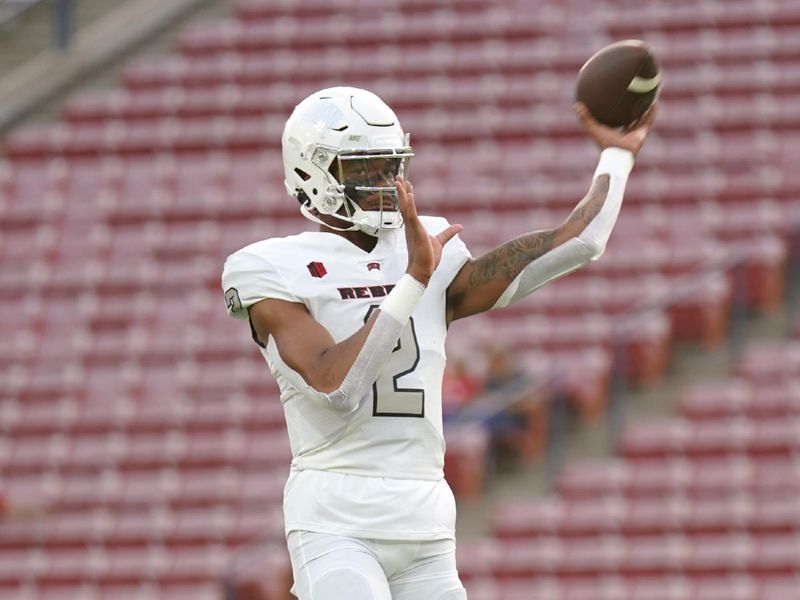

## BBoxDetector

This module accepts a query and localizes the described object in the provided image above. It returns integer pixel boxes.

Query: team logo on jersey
[367,262,381,271]
[307,261,327,278]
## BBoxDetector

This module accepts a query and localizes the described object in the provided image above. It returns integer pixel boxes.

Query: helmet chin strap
[300,203,362,232]
[299,203,397,237]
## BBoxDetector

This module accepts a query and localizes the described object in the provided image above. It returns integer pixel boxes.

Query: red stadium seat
[618,420,687,461]
[157,582,221,600]
[114,469,172,508]
[64,433,122,472]
[170,468,237,508]
[105,508,167,547]
[95,547,157,585]
[92,584,151,600]
[2,434,61,475]
[36,583,102,600]
[120,432,183,470]
[455,539,502,582]
[226,505,284,547]
[37,547,97,584]
[160,546,227,584]
[681,379,800,421]
[166,506,231,546]
[176,431,244,469]
[235,469,286,507]
[736,342,800,383]
[239,398,286,432]
[242,433,293,468]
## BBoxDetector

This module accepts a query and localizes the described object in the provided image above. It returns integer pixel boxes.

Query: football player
[222,87,656,600]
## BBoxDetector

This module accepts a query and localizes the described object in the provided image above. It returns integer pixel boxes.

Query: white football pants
[287,530,467,600]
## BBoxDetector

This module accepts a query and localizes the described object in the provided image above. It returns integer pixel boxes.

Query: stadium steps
[30,0,237,122]
[0,0,132,80]
[0,0,232,137]
[455,301,794,541]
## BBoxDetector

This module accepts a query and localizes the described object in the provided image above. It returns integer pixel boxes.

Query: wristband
[593,147,635,179]
[379,274,426,324]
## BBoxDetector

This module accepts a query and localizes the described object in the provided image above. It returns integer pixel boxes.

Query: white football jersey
[222,216,471,540]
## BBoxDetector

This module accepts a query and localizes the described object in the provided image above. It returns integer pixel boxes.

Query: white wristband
[379,274,426,324]
[593,147,635,179]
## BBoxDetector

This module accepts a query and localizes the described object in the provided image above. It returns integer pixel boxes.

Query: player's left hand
[574,101,657,158]
[396,176,463,286]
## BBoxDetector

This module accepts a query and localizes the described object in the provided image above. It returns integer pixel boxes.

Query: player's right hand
[396,176,463,287]
[574,101,657,158]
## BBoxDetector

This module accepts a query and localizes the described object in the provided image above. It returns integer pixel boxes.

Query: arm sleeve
[221,250,303,320]
[299,310,407,413]
[272,276,425,414]
[223,248,427,414]
[492,147,634,309]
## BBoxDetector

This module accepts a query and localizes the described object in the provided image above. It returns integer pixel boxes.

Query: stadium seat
[736,342,800,382]
[155,583,221,600]
[159,546,227,584]
[93,547,157,585]
[167,468,232,508]
[681,380,800,421]
[104,508,168,547]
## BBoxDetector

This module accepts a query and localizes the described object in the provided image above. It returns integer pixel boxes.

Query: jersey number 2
[364,305,425,417]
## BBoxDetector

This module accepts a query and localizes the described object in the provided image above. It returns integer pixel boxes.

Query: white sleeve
[304,311,406,413]
[493,147,634,309]
[281,275,426,414]
[221,250,303,320]
[223,246,427,414]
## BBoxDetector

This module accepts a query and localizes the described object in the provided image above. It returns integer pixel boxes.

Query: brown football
[575,40,661,128]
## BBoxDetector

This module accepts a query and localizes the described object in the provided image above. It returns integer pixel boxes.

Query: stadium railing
[0,0,73,48]
[0,0,46,27]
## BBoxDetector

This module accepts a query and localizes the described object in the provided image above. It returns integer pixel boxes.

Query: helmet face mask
[282,87,414,236]
[332,149,412,232]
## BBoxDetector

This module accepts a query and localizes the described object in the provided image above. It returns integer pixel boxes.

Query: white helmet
[282,87,414,236]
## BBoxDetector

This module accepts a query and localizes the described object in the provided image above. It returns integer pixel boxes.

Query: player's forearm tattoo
[466,176,610,287]
[468,230,558,286]
[564,175,610,229]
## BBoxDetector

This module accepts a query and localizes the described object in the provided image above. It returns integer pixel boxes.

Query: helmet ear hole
[294,168,311,181]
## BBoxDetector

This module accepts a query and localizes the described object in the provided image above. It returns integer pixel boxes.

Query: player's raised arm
[445,102,657,324]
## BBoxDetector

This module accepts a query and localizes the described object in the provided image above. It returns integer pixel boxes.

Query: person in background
[442,355,482,420]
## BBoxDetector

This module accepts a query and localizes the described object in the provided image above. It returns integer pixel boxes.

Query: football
[575,40,661,128]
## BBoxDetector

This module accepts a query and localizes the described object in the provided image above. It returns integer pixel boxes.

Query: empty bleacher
[0,0,798,598]
[461,339,800,600]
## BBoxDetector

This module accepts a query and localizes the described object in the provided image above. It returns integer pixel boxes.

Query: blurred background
[0,0,799,599]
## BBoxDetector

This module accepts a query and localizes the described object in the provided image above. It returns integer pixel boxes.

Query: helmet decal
[306,100,349,132]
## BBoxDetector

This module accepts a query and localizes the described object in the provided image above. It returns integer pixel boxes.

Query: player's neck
[318,223,379,253]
